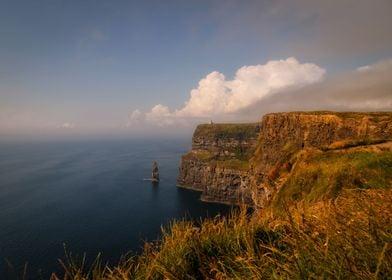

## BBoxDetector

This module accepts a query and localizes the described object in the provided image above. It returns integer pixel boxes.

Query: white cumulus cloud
[176,57,325,117]
[129,57,325,127]
[130,109,142,121]
[145,104,176,126]
[242,58,392,116]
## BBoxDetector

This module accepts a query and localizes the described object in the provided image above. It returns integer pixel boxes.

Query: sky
[0,0,391,140]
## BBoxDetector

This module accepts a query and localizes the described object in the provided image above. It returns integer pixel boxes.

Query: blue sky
[1,0,391,139]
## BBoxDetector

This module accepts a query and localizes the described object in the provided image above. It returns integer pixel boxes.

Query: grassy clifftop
[193,123,260,139]
[179,122,261,173]
[191,122,261,160]
[274,142,392,206]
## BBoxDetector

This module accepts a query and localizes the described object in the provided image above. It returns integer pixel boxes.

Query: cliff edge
[177,123,261,204]
[177,112,392,207]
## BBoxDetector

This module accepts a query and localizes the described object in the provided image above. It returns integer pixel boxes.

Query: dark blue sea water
[0,139,231,279]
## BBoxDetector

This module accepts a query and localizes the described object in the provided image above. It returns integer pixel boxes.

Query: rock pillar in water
[152,161,159,182]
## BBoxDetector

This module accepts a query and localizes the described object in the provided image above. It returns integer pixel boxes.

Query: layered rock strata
[177,123,261,204]
[250,112,392,208]
[177,112,392,207]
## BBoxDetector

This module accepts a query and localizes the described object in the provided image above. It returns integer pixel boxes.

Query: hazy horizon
[1,0,392,140]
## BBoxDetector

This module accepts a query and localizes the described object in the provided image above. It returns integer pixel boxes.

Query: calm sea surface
[0,139,231,279]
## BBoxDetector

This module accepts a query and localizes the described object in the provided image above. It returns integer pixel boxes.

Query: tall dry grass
[55,189,391,280]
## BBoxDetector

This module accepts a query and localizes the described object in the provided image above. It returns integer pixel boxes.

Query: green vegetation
[183,150,216,161]
[182,151,249,171]
[187,149,253,162]
[230,146,253,161]
[320,138,390,151]
[212,159,249,171]
[275,149,392,206]
[281,111,392,119]
[190,122,261,164]
[194,123,260,140]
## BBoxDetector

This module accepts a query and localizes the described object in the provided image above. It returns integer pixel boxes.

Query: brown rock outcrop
[177,123,261,204]
[177,112,392,207]
[255,112,392,171]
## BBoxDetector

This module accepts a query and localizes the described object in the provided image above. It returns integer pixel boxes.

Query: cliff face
[191,123,261,159]
[177,123,261,204]
[177,112,392,207]
[255,112,392,171]
[250,112,392,207]
[177,158,252,204]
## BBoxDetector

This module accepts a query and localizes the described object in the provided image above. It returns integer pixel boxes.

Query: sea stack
[151,161,159,182]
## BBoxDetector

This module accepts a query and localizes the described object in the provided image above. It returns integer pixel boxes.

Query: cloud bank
[240,58,392,119]
[129,57,392,129]
[130,57,325,126]
[176,57,324,117]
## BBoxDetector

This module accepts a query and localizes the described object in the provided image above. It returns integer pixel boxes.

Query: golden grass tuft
[55,188,392,279]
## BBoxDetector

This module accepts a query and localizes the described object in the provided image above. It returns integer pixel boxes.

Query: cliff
[250,111,392,207]
[177,112,392,207]
[177,123,261,204]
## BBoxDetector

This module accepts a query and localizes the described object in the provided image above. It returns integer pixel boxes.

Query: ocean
[0,139,231,279]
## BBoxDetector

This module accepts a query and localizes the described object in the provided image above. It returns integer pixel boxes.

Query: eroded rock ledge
[177,123,260,205]
[177,112,392,207]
